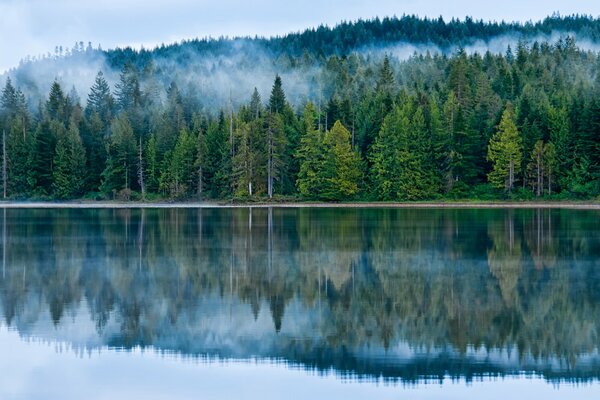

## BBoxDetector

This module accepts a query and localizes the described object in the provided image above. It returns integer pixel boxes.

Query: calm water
[0,207,599,399]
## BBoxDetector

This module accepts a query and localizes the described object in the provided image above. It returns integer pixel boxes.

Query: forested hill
[88,14,600,68]
[2,15,600,201]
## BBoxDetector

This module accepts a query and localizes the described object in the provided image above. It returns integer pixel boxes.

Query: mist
[2,29,600,115]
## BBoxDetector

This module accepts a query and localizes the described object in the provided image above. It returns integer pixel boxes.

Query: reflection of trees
[487,210,522,306]
[1,208,600,380]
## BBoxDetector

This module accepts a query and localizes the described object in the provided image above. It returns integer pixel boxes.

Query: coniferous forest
[2,15,600,201]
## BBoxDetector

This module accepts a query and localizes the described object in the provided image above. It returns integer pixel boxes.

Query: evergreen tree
[548,105,571,191]
[232,122,255,197]
[205,115,231,198]
[46,80,67,122]
[101,114,137,197]
[160,128,196,198]
[193,115,208,198]
[296,102,325,198]
[265,113,285,198]
[52,119,86,199]
[86,71,114,123]
[370,101,436,200]
[83,112,107,192]
[1,78,18,116]
[145,134,159,193]
[268,75,286,114]
[320,120,362,200]
[488,104,522,191]
[249,88,262,119]
[28,120,58,196]
[115,62,142,113]
[376,55,395,95]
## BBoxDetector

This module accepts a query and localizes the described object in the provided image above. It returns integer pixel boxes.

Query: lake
[0,207,599,399]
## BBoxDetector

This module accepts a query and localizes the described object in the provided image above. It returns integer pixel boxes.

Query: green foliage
[159,128,196,198]
[369,100,437,200]
[320,121,363,200]
[268,75,286,114]
[296,103,325,198]
[52,120,86,199]
[487,105,522,191]
[101,114,137,196]
[6,23,600,201]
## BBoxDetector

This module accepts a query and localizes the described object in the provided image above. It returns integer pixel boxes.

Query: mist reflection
[1,207,600,383]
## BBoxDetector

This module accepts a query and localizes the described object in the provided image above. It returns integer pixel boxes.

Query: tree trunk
[197,166,203,199]
[536,152,541,197]
[268,126,273,199]
[508,159,514,191]
[138,137,145,200]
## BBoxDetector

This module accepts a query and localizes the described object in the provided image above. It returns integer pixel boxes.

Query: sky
[1,0,600,72]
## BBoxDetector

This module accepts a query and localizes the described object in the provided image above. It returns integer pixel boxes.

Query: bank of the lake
[0,200,599,209]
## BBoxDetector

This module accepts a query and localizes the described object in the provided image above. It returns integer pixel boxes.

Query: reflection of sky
[1,326,598,400]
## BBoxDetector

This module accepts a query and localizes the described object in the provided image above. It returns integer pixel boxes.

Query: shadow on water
[1,207,600,384]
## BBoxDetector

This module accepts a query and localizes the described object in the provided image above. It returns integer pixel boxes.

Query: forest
[2,16,600,201]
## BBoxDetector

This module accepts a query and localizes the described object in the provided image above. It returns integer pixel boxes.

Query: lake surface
[0,207,599,399]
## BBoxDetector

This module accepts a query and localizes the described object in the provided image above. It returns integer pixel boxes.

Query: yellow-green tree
[321,120,363,200]
[487,105,522,191]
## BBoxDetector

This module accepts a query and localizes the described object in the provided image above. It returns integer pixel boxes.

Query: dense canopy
[2,16,600,200]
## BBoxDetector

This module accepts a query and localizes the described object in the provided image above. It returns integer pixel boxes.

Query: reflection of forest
[1,207,600,383]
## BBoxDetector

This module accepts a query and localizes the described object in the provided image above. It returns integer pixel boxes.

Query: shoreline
[0,201,599,209]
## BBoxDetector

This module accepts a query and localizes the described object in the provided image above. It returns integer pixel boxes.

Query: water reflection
[1,207,600,383]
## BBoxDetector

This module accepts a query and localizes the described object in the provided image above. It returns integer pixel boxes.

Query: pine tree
[1,78,18,116]
[52,130,71,199]
[101,114,137,197]
[376,55,395,95]
[145,134,159,193]
[193,115,208,198]
[46,80,67,122]
[6,116,32,197]
[488,104,522,191]
[86,71,114,123]
[160,128,196,198]
[83,112,107,192]
[268,75,286,114]
[52,120,86,199]
[28,120,58,196]
[296,103,325,198]
[320,120,363,200]
[266,113,285,198]
[205,115,231,198]
[115,62,142,113]
[369,101,435,200]
[232,122,255,197]
[548,105,570,190]
[249,88,262,119]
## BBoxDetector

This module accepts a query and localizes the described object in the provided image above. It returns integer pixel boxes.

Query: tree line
[2,36,600,201]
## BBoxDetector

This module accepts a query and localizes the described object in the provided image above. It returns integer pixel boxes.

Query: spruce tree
[86,71,114,123]
[321,120,362,200]
[296,102,325,198]
[488,104,522,191]
[268,75,286,114]
[46,80,67,122]
[52,120,86,199]
[101,114,137,197]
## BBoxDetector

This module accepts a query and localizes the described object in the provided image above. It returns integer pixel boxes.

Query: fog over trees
[2,15,600,200]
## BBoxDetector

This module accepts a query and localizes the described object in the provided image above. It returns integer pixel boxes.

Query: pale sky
[1,0,600,72]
